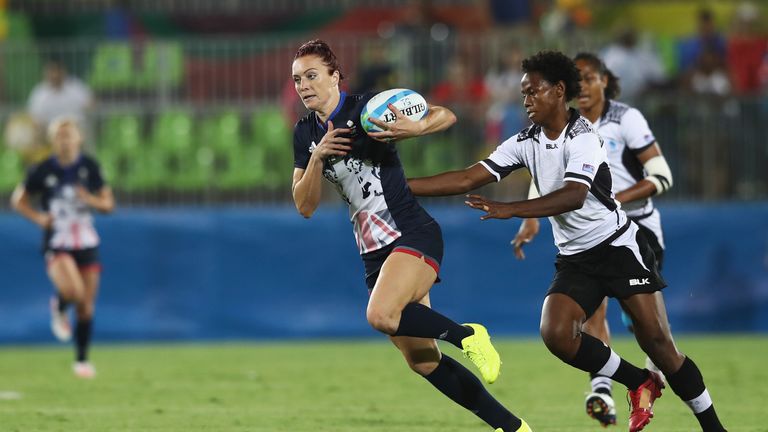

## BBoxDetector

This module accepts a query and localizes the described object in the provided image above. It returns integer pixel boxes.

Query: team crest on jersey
[78,167,89,180]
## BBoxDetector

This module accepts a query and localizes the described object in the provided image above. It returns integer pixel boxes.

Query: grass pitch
[0,335,765,431]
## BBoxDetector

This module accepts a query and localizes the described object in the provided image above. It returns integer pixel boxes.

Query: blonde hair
[47,115,82,142]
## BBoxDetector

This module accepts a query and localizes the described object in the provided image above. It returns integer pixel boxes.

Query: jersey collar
[316,91,347,131]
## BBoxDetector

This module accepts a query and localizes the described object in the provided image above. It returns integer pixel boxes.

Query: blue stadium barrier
[1,202,767,343]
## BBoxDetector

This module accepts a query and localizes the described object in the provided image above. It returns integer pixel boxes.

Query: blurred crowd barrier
[0,32,766,206]
[1,203,767,342]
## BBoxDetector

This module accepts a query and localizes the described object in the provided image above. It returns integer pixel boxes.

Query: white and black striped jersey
[24,155,105,251]
[594,100,664,249]
[481,109,627,255]
[293,92,433,255]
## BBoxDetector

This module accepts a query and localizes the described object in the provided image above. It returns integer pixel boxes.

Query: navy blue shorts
[362,220,443,291]
[45,247,101,272]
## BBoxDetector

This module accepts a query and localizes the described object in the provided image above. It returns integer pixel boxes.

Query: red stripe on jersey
[71,222,81,250]
[356,211,378,252]
[369,213,399,240]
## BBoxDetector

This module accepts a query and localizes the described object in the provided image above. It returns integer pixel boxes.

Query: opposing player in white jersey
[291,40,531,432]
[512,52,674,426]
[409,51,726,432]
[11,117,114,378]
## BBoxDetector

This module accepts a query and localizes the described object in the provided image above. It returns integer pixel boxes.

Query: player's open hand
[367,104,421,142]
[511,218,540,260]
[314,121,352,161]
[465,194,516,220]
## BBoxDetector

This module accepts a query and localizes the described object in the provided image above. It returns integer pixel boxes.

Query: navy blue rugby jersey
[24,155,105,250]
[293,91,434,254]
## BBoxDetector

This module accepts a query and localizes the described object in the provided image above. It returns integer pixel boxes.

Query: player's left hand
[76,186,95,206]
[465,194,516,220]
[367,104,422,142]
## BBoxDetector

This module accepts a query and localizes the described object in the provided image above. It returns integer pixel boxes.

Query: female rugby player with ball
[291,39,530,432]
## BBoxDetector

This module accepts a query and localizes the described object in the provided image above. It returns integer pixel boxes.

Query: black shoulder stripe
[564,172,593,184]
[483,159,524,180]
[630,141,656,155]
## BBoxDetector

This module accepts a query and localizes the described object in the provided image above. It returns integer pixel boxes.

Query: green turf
[0,336,765,431]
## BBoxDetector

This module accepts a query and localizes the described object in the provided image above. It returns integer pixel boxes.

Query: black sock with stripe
[666,357,726,432]
[567,333,647,390]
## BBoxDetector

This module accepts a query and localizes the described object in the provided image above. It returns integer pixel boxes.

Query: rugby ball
[361,88,429,133]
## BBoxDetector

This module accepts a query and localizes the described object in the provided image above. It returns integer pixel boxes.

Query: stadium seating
[208,111,265,190]
[99,113,145,190]
[89,42,134,91]
[0,148,23,193]
[136,41,184,90]
[151,110,209,191]
[251,106,291,189]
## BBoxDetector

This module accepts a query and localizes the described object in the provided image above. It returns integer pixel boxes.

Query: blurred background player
[11,117,114,378]
[512,52,675,427]
[408,50,726,432]
[290,39,530,432]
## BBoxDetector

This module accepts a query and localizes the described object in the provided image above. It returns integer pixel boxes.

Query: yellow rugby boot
[460,323,501,384]
[495,419,532,432]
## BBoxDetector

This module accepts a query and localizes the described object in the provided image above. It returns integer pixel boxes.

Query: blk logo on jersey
[629,278,650,286]
[546,143,559,149]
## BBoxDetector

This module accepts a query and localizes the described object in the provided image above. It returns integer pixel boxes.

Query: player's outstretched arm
[408,163,495,197]
[466,181,589,220]
[367,103,456,142]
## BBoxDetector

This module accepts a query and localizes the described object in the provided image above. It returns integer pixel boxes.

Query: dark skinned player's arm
[407,163,496,197]
[476,181,590,219]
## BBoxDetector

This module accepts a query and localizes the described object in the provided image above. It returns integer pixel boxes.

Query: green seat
[99,114,147,191]
[136,41,184,90]
[197,111,264,190]
[0,149,23,193]
[152,110,210,191]
[89,42,133,91]
[252,107,291,189]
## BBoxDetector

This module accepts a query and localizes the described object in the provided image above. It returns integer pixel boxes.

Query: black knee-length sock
[57,294,69,312]
[425,355,522,431]
[567,333,648,390]
[666,357,726,432]
[75,319,93,362]
[393,303,473,348]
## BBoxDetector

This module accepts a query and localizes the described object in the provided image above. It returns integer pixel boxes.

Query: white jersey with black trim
[595,100,657,218]
[481,109,627,255]
[594,100,664,248]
